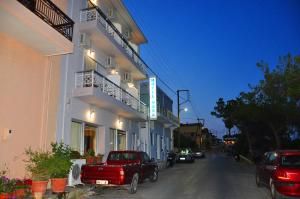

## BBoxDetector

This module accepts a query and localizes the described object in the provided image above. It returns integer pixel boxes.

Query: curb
[239,155,254,164]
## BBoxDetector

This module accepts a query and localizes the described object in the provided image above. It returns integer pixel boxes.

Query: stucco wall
[0,33,60,178]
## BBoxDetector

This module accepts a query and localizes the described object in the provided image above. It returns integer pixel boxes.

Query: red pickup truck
[81,150,158,193]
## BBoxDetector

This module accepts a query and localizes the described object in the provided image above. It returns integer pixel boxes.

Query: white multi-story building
[56,0,149,158]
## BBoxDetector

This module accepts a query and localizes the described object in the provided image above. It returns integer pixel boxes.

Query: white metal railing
[75,70,148,116]
[157,106,179,124]
[80,8,147,76]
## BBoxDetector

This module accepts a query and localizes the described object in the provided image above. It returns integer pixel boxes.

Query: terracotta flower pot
[51,178,67,193]
[31,180,48,197]
[86,157,95,164]
[15,189,25,198]
[0,193,9,199]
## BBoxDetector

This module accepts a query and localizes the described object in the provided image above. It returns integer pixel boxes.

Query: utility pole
[177,89,189,150]
[197,118,205,149]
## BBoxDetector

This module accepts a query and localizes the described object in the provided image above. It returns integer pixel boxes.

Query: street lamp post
[177,89,189,149]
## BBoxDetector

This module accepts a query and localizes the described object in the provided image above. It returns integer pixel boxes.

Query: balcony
[74,70,148,121]
[157,106,179,127]
[0,0,74,55]
[79,6,147,80]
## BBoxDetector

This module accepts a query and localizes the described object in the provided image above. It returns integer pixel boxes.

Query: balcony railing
[79,6,147,75]
[17,0,74,41]
[75,70,148,116]
[157,106,179,124]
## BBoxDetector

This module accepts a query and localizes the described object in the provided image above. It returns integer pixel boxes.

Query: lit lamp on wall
[116,117,123,129]
[127,82,135,88]
[86,108,95,121]
[87,48,95,58]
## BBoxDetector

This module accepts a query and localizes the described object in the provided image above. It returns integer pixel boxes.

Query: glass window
[108,152,137,161]
[117,130,126,150]
[110,128,115,151]
[142,152,150,162]
[84,125,97,154]
[267,153,277,165]
[71,121,82,152]
[281,155,300,168]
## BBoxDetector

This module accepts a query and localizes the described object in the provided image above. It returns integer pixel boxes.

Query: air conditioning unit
[79,33,91,48]
[108,7,115,19]
[122,72,132,83]
[68,159,86,186]
[105,57,116,69]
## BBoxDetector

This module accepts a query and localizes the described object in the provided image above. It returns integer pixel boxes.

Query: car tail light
[120,169,125,176]
[276,169,290,181]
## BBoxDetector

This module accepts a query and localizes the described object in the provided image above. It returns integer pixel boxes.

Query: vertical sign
[149,77,157,120]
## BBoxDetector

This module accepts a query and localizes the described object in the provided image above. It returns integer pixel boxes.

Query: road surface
[88,152,271,199]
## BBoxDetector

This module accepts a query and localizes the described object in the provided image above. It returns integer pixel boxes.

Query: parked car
[193,149,205,159]
[81,150,158,194]
[176,148,195,163]
[255,150,300,199]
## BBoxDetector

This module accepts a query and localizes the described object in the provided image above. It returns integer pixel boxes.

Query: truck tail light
[276,170,290,181]
[120,169,125,176]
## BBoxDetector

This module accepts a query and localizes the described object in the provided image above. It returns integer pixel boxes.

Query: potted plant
[95,153,104,164]
[0,172,16,199]
[24,148,51,199]
[14,179,30,198]
[84,149,95,164]
[48,142,72,193]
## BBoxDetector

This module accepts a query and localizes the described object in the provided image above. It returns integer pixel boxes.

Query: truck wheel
[150,167,158,182]
[270,180,282,199]
[128,173,139,194]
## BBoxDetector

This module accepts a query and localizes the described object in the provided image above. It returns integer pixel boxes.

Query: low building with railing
[140,82,179,165]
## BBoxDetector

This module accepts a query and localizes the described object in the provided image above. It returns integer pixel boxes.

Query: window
[70,121,99,155]
[117,131,126,150]
[70,121,82,152]
[142,152,150,163]
[109,128,115,151]
[281,155,300,168]
[108,152,137,161]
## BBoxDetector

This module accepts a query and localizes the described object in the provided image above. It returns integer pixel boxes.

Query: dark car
[193,150,205,159]
[81,151,158,194]
[255,150,300,199]
[176,149,195,163]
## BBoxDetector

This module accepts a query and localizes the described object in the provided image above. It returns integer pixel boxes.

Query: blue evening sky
[124,0,300,137]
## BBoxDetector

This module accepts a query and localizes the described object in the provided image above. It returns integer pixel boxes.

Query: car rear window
[108,153,137,161]
[281,155,300,168]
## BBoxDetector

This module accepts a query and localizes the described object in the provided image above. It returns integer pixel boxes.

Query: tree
[212,54,300,156]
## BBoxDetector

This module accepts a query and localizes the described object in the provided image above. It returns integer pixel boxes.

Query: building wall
[0,32,61,177]
[55,0,143,159]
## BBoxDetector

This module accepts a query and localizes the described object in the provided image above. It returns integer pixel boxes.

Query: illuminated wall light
[90,0,98,5]
[110,69,118,75]
[116,118,123,129]
[86,108,96,121]
[87,49,95,58]
[127,82,134,88]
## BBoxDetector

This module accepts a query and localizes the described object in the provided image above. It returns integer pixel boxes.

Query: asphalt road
[88,152,271,199]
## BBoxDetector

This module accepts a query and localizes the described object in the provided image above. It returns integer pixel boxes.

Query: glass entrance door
[84,125,97,154]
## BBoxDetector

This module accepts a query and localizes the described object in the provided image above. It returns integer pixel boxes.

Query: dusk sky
[124,0,300,137]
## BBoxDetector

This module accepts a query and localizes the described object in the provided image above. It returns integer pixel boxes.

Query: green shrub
[24,148,51,181]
